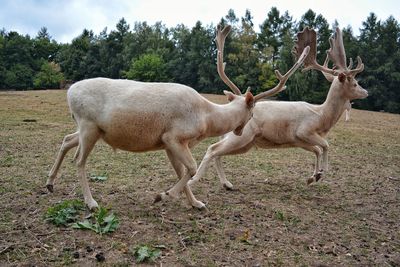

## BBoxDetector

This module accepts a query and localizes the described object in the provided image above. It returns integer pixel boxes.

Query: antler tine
[254,46,310,101]
[327,27,347,71]
[293,27,337,75]
[347,56,364,76]
[347,58,353,69]
[215,24,242,95]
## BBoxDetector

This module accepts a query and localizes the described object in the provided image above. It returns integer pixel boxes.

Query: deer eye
[353,83,357,87]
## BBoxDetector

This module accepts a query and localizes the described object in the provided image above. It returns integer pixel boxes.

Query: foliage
[72,206,119,234]
[33,61,64,89]
[123,53,168,82]
[45,199,85,226]
[90,173,108,182]
[132,245,161,263]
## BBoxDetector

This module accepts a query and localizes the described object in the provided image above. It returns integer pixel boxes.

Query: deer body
[48,77,255,210]
[68,78,249,152]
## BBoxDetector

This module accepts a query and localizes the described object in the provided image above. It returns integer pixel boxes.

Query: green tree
[33,61,65,89]
[123,53,167,82]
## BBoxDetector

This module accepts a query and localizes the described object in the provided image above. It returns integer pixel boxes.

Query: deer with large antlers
[189,27,368,191]
[47,25,309,210]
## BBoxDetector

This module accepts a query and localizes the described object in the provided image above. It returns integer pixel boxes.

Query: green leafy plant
[132,245,161,263]
[72,206,119,234]
[90,173,108,182]
[45,200,85,226]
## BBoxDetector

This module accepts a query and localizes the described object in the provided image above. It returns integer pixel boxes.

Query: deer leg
[298,133,329,174]
[163,150,205,209]
[189,128,256,190]
[300,145,323,184]
[47,131,79,192]
[157,135,203,208]
[75,122,101,210]
[215,156,233,190]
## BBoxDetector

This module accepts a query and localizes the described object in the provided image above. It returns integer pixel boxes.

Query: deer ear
[338,72,346,83]
[223,90,236,102]
[245,92,255,108]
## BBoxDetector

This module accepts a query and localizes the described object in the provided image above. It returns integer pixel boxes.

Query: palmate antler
[216,24,310,100]
[293,27,364,77]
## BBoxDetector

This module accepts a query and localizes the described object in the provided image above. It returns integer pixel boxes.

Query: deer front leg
[298,133,329,179]
[156,136,205,209]
[300,145,323,184]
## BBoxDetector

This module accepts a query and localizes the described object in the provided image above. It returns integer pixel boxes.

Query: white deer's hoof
[46,184,54,193]
[315,171,323,182]
[86,199,99,210]
[222,181,233,190]
[192,201,207,211]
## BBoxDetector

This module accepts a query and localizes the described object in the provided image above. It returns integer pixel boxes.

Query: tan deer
[47,25,309,210]
[189,27,368,191]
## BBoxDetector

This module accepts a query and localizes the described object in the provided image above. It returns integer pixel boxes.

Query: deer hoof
[315,172,323,182]
[223,182,233,190]
[46,184,54,193]
[86,200,99,211]
[194,204,208,212]
[153,193,163,203]
[307,176,314,185]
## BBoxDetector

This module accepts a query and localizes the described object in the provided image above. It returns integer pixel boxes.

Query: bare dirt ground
[0,90,399,266]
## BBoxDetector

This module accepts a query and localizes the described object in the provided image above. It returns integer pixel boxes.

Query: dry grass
[0,89,399,266]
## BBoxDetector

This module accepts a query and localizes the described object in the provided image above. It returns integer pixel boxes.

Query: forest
[0,8,399,113]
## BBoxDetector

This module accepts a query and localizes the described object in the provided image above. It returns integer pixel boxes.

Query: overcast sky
[0,0,399,43]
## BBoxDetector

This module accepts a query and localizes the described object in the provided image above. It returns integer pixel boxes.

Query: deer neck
[205,102,245,137]
[319,84,348,130]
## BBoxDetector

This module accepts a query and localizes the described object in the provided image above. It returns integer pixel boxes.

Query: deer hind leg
[47,131,79,192]
[189,129,255,190]
[75,122,101,210]
[300,145,323,184]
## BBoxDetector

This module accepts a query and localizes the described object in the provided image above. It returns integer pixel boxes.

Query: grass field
[0,89,399,266]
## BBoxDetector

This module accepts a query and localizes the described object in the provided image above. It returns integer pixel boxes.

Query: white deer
[46,25,309,210]
[189,27,368,191]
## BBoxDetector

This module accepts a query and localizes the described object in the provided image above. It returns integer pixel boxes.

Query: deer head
[293,27,368,101]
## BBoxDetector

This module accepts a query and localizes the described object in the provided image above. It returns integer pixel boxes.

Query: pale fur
[47,78,255,209]
[189,72,368,189]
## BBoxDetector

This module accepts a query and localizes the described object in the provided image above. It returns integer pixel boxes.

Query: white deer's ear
[245,91,255,108]
[223,90,236,102]
[338,72,346,83]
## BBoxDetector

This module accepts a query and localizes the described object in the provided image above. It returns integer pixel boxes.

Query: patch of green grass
[45,199,85,226]
[0,155,13,167]
[131,245,161,263]
[72,206,119,234]
[90,172,108,182]
[274,210,301,226]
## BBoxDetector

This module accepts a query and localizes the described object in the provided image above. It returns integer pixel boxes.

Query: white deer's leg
[157,134,203,207]
[162,149,205,209]
[300,145,323,184]
[190,128,256,190]
[76,122,100,210]
[215,156,233,190]
[47,131,79,192]
[298,133,329,174]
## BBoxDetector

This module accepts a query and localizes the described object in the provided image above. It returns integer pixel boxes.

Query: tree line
[0,8,399,113]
